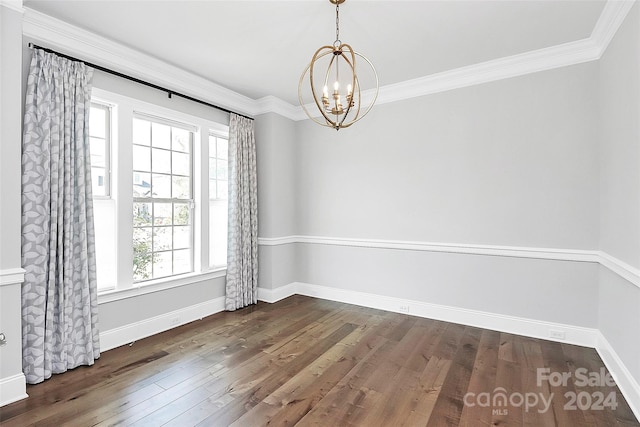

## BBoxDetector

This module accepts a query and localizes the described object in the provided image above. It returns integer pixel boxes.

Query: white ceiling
[23,0,607,105]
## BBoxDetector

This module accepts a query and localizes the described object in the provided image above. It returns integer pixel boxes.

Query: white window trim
[97,268,226,304]
[92,88,229,300]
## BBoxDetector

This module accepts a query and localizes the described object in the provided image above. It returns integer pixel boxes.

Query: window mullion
[116,102,135,290]
[195,128,209,273]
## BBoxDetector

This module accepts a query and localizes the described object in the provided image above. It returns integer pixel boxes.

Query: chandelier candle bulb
[298,0,379,130]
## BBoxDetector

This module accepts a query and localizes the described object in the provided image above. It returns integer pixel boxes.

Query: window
[132,116,195,281]
[89,102,111,197]
[90,88,229,297]
[209,133,228,268]
[90,100,116,291]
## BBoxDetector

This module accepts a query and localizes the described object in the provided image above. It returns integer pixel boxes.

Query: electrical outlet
[549,330,566,340]
[0,333,6,346]
[398,305,410,314]
[169,317,181,327]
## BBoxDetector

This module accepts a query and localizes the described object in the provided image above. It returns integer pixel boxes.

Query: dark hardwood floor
[1,295,637,426]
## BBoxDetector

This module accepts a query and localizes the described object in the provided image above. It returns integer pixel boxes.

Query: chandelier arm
[308,47,343,127]
[298,66,338,128]
[323,54,337,117]
[336,44,358,127]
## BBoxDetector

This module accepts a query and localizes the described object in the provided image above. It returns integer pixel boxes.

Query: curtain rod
[28,43,254,121]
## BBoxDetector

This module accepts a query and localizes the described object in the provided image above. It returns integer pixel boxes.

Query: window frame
[89,100,112,199]
[131,113,196,283]
[91,88,230,304]
[208,131,229,269]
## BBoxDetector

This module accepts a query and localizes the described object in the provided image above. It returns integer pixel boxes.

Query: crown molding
[0,0,23,13]
[22,8,257,118]
[591,0,637,57]
[21,1,635,122]
[293,0,635,121]
[253,95,301,119]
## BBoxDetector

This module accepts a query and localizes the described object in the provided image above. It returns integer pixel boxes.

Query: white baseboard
[100,296,226,352]
[291,282,597,347]
[257,284,297,304]
[0,373,28,407]
[596,331,640,421]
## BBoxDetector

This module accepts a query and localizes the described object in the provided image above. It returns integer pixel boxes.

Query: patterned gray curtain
[225,114,258,311]
[21,49,100,384]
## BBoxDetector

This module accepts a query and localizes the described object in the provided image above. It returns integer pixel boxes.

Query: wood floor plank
[426,326,482,426]
[458,329,500,427]
[1,295,637,427]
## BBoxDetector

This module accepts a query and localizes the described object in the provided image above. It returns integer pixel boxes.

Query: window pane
[133,202,152,226]
[174,249,191,275]
[133,118,150,146]
[209,159,216,180]
[217,138,228,160]
[153,227,172,251]
[174,226,190,249]
[174,203,190,225]
[172,128,190,153]
[173,152,190,176]
[153,251,172,278]
[216,159,227,181]
[90,137,106,167]
[152,122,171,149]
[217,180,228,199]
[91,167,106,197]
[152,174,171,198]
[133,172,152,197]
[133,227,152,248]
[209,179,216,200]
[133,252,152,281]
[154,202,172,225]
[94,199,116,289]
[209,135,216,157]
[133,145,151,172]
[172,176,190,199]
[152,148,171,174]
[90,107,105,138]
[210,201,228,267]
[133,227,153,281]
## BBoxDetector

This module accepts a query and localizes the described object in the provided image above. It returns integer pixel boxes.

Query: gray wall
[98,279,225,331]
[1,8,23,271]
[0,5,26,392]
[295,243,599,327]
[288,62,601,327]
[255,113,298,289]
[597,3,640,382]
[295,65,600,249]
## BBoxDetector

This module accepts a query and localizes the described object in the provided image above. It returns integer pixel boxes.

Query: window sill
[97,268,226,304]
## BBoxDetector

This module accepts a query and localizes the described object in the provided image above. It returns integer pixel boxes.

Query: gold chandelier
[298,0,379,130]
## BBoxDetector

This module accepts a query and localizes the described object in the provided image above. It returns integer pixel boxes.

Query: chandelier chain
[335,2,340,43]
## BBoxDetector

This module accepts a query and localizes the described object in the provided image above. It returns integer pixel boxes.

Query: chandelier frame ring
[298,48,378,130]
